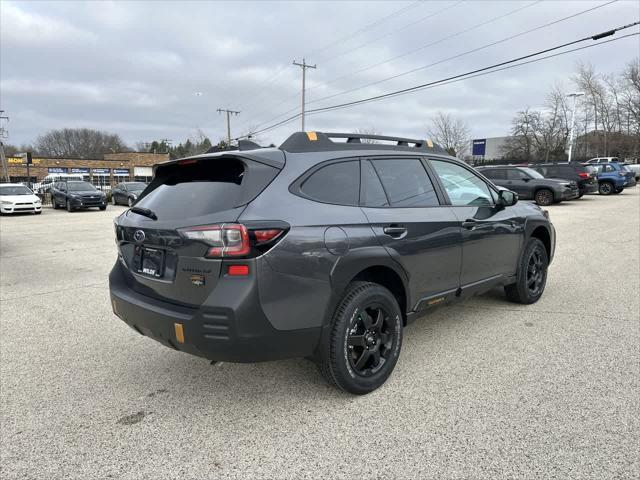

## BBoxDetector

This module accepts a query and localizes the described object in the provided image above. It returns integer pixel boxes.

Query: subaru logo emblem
[133,230,145,243]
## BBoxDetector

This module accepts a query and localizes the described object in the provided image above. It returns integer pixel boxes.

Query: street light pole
[567,92,584,162]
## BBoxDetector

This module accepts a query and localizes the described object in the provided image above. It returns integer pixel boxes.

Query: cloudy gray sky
[1,0,639,148]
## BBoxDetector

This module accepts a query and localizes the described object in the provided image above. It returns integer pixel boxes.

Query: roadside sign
[472,139,486,156]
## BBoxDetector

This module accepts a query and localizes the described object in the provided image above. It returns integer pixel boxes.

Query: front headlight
[1,200,13,205]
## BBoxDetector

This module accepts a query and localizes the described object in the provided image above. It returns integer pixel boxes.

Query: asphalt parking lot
[1,191,638,480]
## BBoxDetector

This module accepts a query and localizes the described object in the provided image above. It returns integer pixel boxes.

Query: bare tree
[426,112,470,157]
[36,128,129,158]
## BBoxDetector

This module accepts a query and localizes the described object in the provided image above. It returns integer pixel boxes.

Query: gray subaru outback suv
[109,131,555,394]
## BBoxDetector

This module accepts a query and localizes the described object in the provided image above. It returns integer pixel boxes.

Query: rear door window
[369,158,439,207]
[299,160,360,205]
[483,169,506,180]
[361,160,389,207]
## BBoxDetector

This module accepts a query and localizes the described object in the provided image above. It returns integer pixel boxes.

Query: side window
[506,169,526,180]
[299,160,360,205]
[361,160,389,207]
[369,158,439,207]
[430,160,494,207]
[485,169,506,180]
[603,165,614,173]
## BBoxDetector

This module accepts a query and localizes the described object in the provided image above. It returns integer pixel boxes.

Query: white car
[0,183,43,215]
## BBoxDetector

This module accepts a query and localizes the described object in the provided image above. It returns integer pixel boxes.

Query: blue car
[590,162,634,195]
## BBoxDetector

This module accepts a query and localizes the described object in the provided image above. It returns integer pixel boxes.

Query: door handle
[383,226,407,238]
[462,220,477,230]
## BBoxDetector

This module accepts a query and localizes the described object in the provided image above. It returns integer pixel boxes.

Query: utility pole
[0,111,9,182]
[566,92,584,162]
[293,59,316,131]
[217,108,240,147]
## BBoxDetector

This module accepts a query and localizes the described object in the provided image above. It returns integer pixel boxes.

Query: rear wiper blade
[130,206,157,221]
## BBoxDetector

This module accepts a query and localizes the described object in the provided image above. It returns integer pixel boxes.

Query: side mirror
[498,189,518,207]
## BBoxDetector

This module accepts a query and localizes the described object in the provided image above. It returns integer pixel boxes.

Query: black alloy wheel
[599,182,613,195]
[526,246,545,297]
[318,282,403,394]
[505,237,548,304]
[346,305,395,376]
[534,189,553,206]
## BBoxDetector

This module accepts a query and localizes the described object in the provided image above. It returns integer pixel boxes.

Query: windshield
[0,186,33,196]
[67,182,97,192]
[519,167,544,179]
[125,182,147,191]
[620,165,632,172]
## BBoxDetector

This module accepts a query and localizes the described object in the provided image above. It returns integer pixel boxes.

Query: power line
[310,0,425,60]
[235,25,638,139]
[245,0,608,133]
[231,1,425,126]
[304,0,620,107]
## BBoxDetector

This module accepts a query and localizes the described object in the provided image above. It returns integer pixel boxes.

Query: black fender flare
[311,247,410,361]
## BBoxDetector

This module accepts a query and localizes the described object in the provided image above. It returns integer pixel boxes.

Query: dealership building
[4,151,169,186]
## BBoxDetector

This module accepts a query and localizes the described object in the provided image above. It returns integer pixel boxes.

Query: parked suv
[109,132,555,394]
[111,182,148,207]
[591,163,635,194]
[476,165,579,206]
[51,181,107,211]
[528,162,598,197]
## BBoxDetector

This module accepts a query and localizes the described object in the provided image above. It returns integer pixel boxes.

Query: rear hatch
[114,153,282,307]
[576,164,597,186]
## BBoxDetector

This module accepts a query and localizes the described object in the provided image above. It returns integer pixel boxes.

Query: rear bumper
[109,263,321,363]
[560,188,580,200]
[580,183,598,194]
[624,178,637,187]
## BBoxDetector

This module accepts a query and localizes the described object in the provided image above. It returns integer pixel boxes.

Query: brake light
[178,159,198,166]
[179,224,250,258]
[578,172,589,179]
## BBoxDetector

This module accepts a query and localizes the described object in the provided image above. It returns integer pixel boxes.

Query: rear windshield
[135,159,247,220]
[67,182,96,191]
[583,165,596,173]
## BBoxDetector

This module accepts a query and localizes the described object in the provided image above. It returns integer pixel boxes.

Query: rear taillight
[619,171,627,176]
[179,224,250,258]
[578,172,589,179]
[179,223,285,258]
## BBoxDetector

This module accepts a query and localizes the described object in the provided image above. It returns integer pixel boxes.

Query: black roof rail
[279,131,448,154]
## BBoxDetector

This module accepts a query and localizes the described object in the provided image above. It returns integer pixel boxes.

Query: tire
[112,196,117,205]
[317,282,403,395]
[534,189,554,206]
[128,197,134,207]
[578,192,584,198]
[504,237,548,304]
[66,199,73,212]
[52,199,58,209]
[99,205,107,211]
[612,188,623,194]
[35,211,42,215]
[599,181,613,195]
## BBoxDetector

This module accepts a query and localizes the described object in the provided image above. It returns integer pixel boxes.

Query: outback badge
[190,274,205,287]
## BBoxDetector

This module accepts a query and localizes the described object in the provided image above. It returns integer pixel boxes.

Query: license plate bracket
[134,246,165,278]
